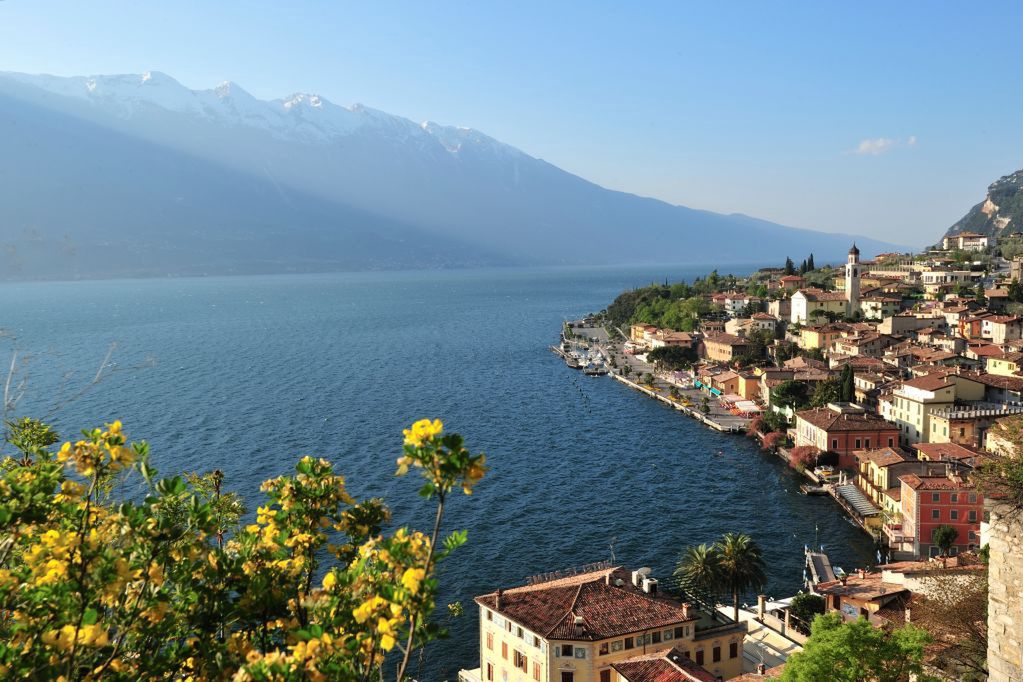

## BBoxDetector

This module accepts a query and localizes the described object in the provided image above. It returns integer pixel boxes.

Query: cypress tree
[799,259,808,274]
[807,253,815,271]
[840,364,855,402]
[784,257,795,276]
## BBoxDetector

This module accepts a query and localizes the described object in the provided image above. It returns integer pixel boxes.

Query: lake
[0,265,874,679]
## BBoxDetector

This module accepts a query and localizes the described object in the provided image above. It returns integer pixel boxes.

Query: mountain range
[943,168,1023,243]
[0,70,903,279]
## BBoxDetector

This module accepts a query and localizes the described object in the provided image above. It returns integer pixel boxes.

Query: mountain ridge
[943,169,1023,242]
[0,70,905,279]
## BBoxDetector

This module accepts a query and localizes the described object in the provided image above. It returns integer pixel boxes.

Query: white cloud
[851,135,918,156]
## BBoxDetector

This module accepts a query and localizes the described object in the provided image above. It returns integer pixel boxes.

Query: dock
[805,548,836,590]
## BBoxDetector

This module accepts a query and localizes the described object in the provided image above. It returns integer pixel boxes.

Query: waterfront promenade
[564,322,753,432]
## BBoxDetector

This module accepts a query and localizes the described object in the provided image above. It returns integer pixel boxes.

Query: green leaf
[82,607,98,625]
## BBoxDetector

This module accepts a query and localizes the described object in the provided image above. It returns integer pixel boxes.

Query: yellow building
[854,447,911,516]
[986,352,1023,377]
[702,333,751,363]
[471,566,746,682]
[799,323,848,350]
[889,373,985,446]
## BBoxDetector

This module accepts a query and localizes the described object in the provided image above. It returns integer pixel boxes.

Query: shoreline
[555,321,884,554]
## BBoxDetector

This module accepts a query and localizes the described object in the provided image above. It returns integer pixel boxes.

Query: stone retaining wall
[988,501,1023,681]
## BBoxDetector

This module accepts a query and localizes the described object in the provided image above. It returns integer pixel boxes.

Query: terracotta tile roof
[475,568,696,641]
[854,447,911,467]
[795,407,898,433]
[733,664,786,680]
[798,289,848,302]
[913,442,984,462]
[898,474,974,491]
[783,356,828,370]
[704,332,748,346]
[780,275,805,282]
[972,374,1023,391]
[900,374,957,391]
[612,648,718,682]
[815,572,908,602]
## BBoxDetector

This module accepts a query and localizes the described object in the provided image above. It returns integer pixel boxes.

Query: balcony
[882,522,908,546]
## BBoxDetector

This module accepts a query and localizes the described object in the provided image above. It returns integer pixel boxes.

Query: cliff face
[945,169,1023,240]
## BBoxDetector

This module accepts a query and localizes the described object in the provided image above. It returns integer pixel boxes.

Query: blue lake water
[0,266,874,679]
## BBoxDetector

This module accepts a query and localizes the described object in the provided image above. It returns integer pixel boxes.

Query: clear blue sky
[2,1,1021,247]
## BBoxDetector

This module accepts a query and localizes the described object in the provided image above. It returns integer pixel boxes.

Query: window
[969,510,977,522]
[854,438,861,449]
[932,493,940,503]
[599,642,609,655]
[888,437,894,447]
[674,626,684,639]
[969,530,977,540]
[487,633,493,650]
[506,621,512,633]
[611,640,624,652]
[950,493,958,503]
[932,509,940,520]
[651,631,661,644]
[574,649,586,659]
[713,646,721,663]
[969,493,978,504]
[663,629,674,641]
[514,651,526,671]
[682,649,691,659]
[502,642,508,660]
[865,439,870,448]
[624,637,634,650]
[960,427,966,437]
[486,663,493,681]
[561,674,574,682]
[600,671,611,682]
[832,438,839,450]
[950,510,958,521]
[486,610,493,621]
[730,642,738,659]
[517,626,523,639]
[561,644,573,658]
[696,650,704,665]
[533,663,541,681]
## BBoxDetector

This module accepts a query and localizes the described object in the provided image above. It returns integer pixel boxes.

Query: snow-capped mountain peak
[0,70,526,155]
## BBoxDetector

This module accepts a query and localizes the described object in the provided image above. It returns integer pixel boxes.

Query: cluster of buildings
[623,245,1023,565]
[463,241,1023,681]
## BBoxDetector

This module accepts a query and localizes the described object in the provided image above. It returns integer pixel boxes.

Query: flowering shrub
[788,445,821,470]
[760,431,786,451]
[0,418,485,681]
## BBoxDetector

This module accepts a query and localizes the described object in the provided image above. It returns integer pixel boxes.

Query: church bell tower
[845,243,861,315]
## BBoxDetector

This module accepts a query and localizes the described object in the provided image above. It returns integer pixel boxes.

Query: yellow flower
[402,419,443,447]
[322,571,337,590]
[401,567,426,595]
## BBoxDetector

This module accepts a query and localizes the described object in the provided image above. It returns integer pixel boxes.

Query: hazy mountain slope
[0,93,504,279]
[0,71,903,278]
[944,169,1023,241]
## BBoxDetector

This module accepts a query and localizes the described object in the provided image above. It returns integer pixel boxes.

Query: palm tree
[714,533,767,623]
[674,543,721,601]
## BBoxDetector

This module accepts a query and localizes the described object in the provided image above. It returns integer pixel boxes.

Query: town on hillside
[463,238,1023,682]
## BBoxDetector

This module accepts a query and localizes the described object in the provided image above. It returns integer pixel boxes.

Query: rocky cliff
[945,169,1023,241]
